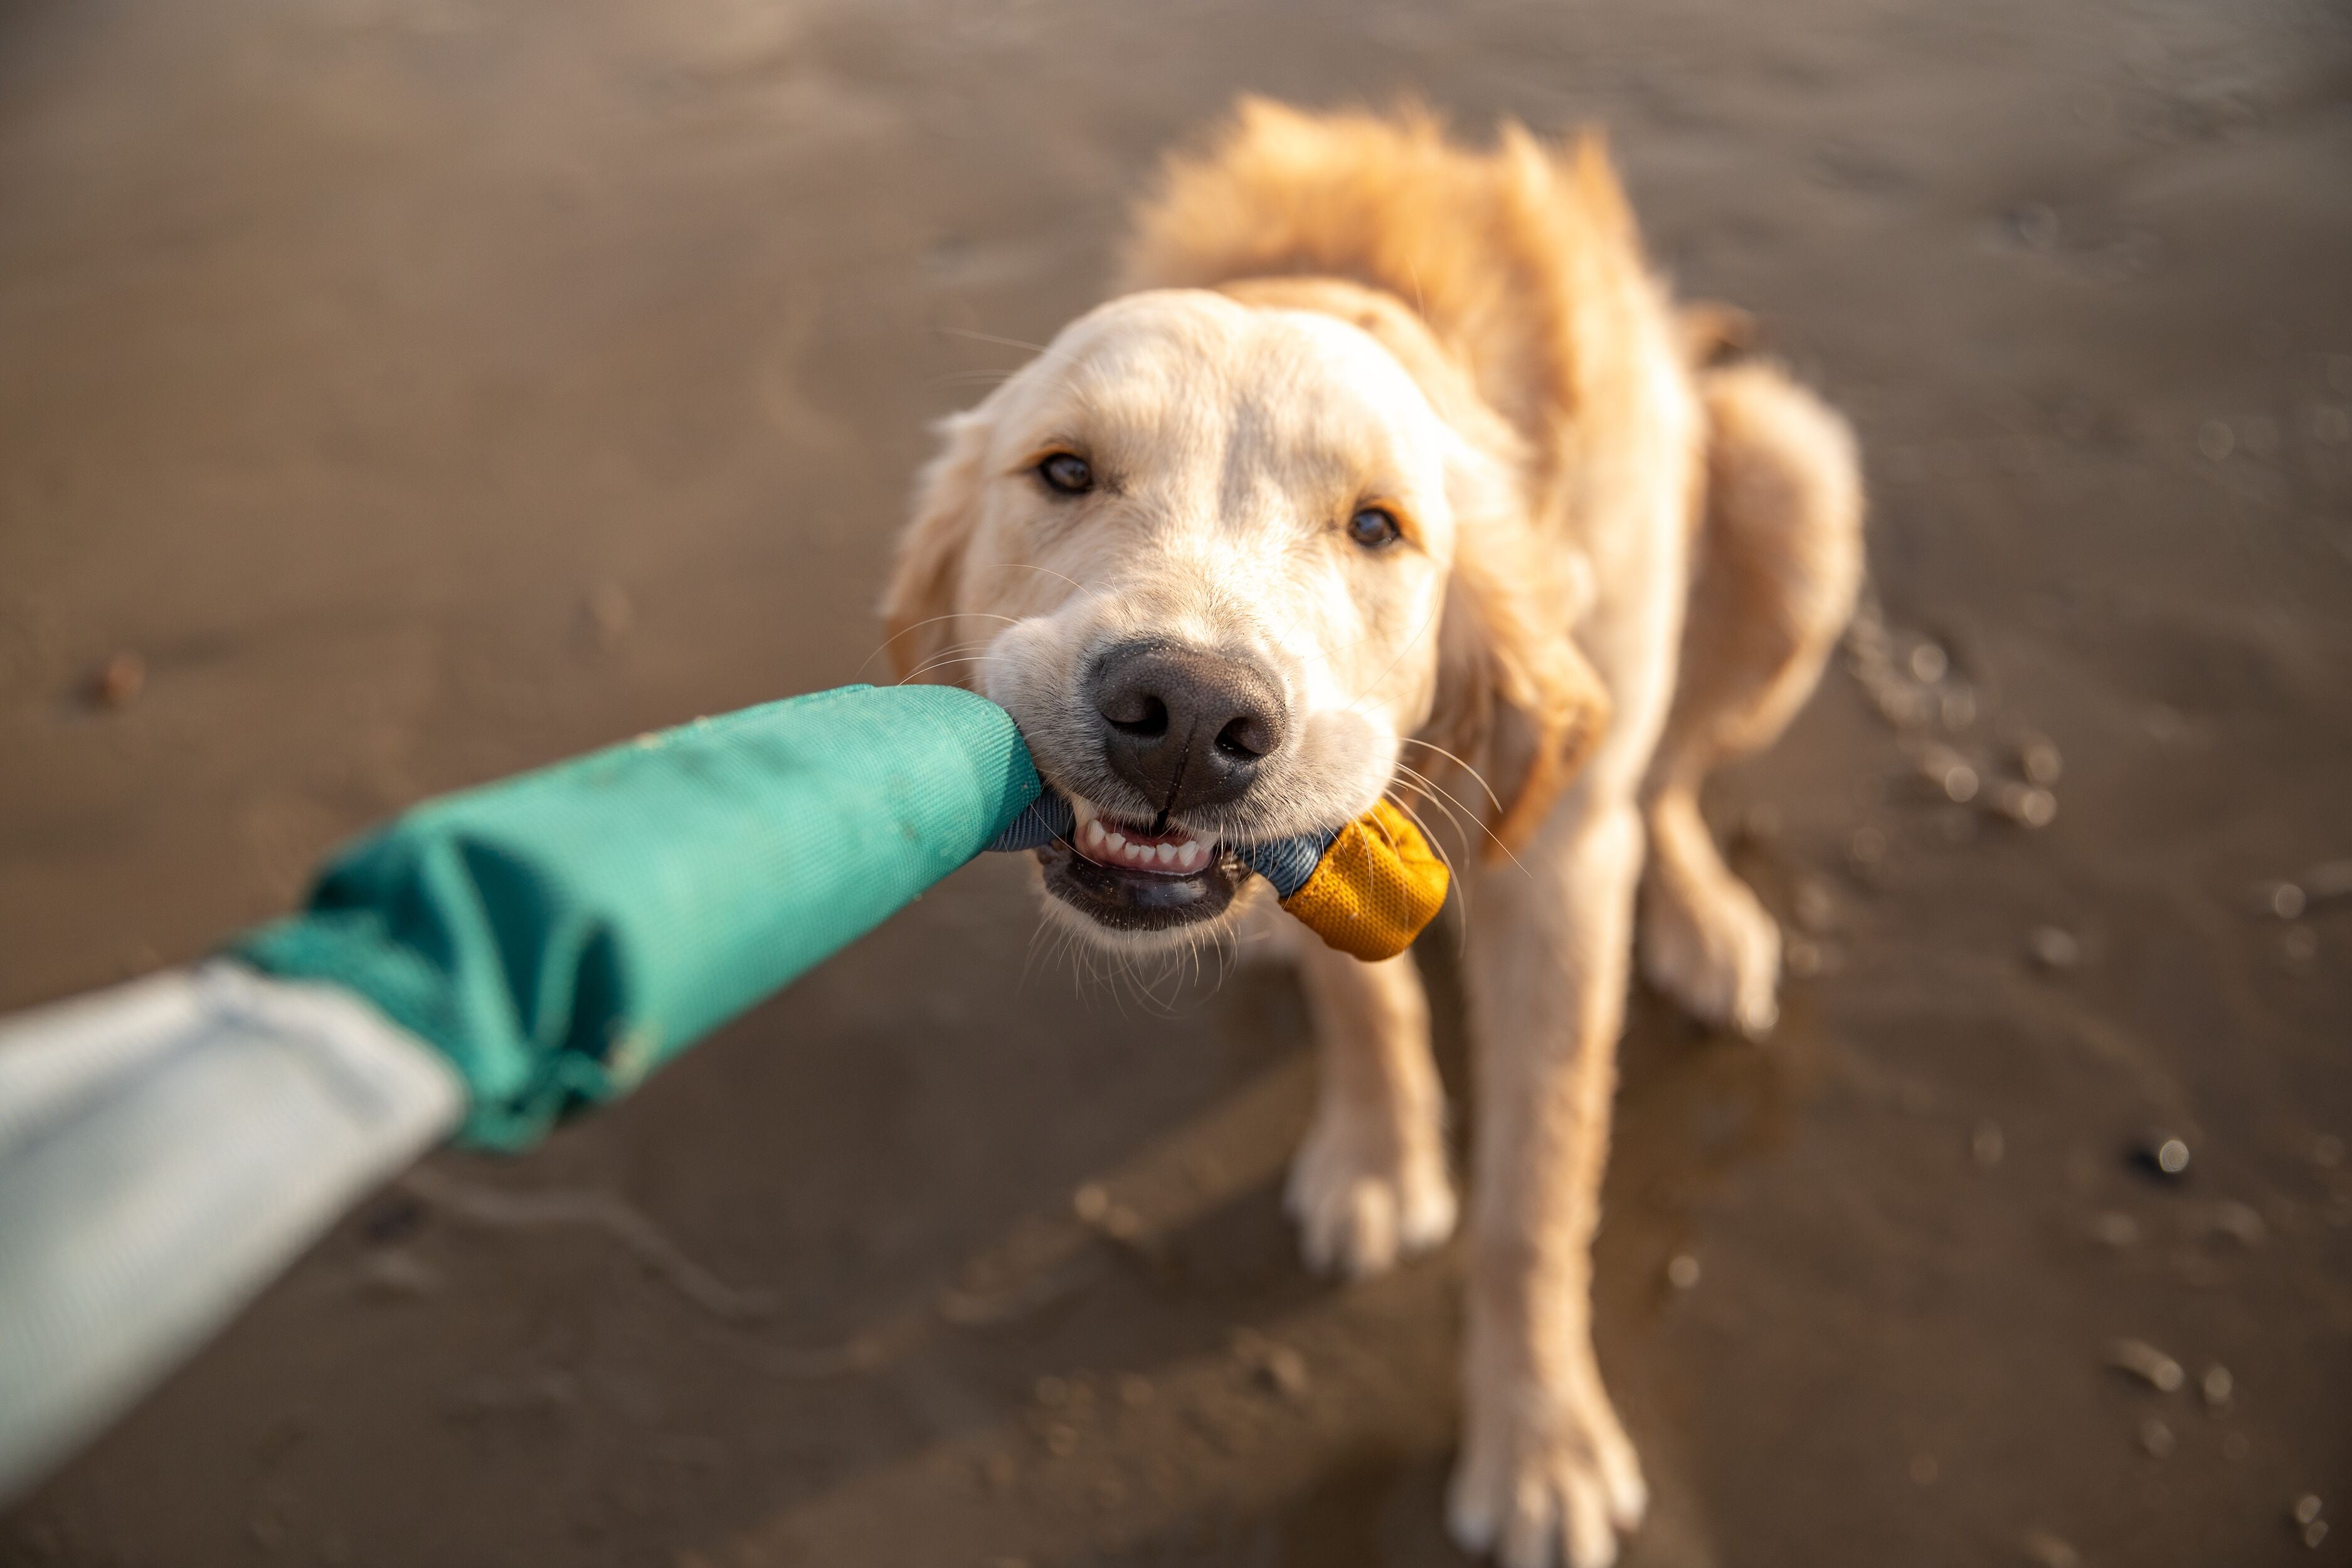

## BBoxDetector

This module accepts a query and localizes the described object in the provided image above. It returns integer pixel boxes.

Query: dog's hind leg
[1286,942,1456,1279]
[1640,362,1863,1038]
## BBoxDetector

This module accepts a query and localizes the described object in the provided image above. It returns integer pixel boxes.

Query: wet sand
[3,0,2349,1563]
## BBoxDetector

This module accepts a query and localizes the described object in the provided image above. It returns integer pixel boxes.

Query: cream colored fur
[882,100,1863,1568]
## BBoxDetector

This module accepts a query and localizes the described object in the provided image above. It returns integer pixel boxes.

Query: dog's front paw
[1283,1101,1456,1279]
[1640,869,1781,1041]
[1448,1363,1647,1568]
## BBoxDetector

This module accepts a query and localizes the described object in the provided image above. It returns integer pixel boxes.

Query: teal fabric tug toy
[233,682,1448,1150]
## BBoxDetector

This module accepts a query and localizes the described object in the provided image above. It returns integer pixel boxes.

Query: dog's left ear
[1424,511,1611,859]
[879,410,991,685]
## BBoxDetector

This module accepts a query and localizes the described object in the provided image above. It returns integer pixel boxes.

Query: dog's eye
[1347,506,1402,549]
[1037,453,1094,495]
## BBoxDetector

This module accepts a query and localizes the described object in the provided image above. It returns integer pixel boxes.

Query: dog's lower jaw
[1033,840,1250,952]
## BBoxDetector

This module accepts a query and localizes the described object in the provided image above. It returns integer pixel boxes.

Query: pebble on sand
[2021,1527,2082,1568]
[1232,1331,1311,1402]
[2028,926,2081,971]
[2139,1417,2175,1458]
[2200,1364,2233,1411]
[2130,1133,2191,1181]
[1990,781,2058,828]
[90,650,145,709]
[2106,1337,2185,1393]
[2089,1212,2140,1249]
[2260,881,2307,920]
[1666,1254,1702,1290]
[2293,1495,2324,1527]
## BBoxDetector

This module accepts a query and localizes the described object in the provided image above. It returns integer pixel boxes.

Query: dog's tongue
[983,790,1449,961]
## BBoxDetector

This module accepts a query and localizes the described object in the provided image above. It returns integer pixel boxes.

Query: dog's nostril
[1216,713,1275,760]
[1101,692,1168,736]
[1086,638,1289,813]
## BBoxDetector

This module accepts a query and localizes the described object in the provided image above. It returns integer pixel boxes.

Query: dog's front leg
[1449,795,1648,1568]
[1286,943,1456,1278]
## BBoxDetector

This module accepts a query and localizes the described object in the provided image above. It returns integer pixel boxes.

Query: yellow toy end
[1278,800,1451,961]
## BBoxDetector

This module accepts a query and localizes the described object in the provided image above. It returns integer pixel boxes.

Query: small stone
[2005,204,2060,251]
[1915,744,1978,803]
[2021,1527,2082,1568]
[2263,882,2309,920]
[2199,1200,2267,1248]
[1784,934,1824,978]
[2090,1212,2140,1249]
[2106,1337,2185,1392]
[1072,1183,1110,1224]
[2028,927,2081,971]
[355,1249,440,1299]
[2131,1133,2191,1182]
[1258,1344,1311,1402]
[2019,737,2064,787]
[1666,1254,1702,1290]
[2306,1520,2331,1550]
[2200,1364,2233,1411]
[1991,782,2058,828]
[584,584,634,647]
[91,650,146,709]
[2303,859,2352,903]
[1909,642,1950,684]
[2139,1417,2175,1458]
[2294,1495,2324,1527]
[1972,1121,2007,1168]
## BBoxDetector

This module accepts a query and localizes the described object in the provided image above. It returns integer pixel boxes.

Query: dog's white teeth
[1155,842,1177,866]
[1177,842,1205,871]
[1083,819,1104,849]
[1105,830,1126,853]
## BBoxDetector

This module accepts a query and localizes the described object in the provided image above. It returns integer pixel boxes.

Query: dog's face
[886,288,1581,951]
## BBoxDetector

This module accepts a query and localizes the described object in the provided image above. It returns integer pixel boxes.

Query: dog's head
[884,282,1606,951]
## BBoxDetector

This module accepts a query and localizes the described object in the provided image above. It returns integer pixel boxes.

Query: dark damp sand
[3,0,2349,1563]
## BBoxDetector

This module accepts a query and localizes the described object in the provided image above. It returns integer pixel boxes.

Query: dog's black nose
[1088,640,1288,815]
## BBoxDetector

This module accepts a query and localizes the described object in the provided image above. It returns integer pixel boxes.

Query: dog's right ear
[879,410,991,685]
[1424,519,1612,859]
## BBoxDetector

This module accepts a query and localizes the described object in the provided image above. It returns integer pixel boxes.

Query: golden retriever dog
[882,100,1863,1568]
